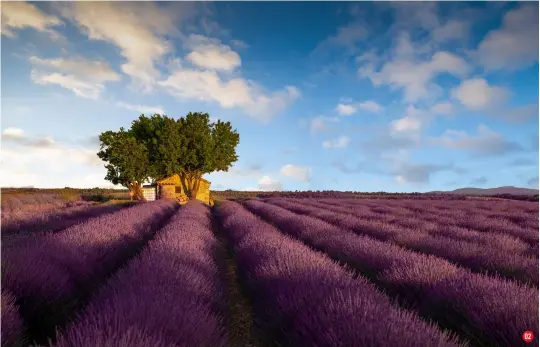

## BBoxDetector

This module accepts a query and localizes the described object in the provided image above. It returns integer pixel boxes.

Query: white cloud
[336,103,357,116]
[29,56,121,99]
[391,117,422,133]
[431,102,454,115]
[30,56,121,82]
[228,165,262,178]
[307,116,339,134]
[361,50,469,102]
[390,2,440,32]
[328,23,367,48]
[432,20,469,43]
[280,164,312,182]
[58,2,190,91]
[475,4,539,71]
[159,68,300,122]
[323,135,351,149]
[2,128,57,148]
[494,104,539,123]
[31,71,99,100]
[1,148,112,188]
[184,34,241,72]
[392,32,425,59]
[1,130,110,188]
[312,21,366,57]
[356,50,380,77]
[391,3,471,44]
[358,29,469,102]
[160,69,248,106]
[2,127,25,139]
[390,105,425,134]
[394,175,407,184]
[1,2,63,38]
[390,162,457,184]
[206,163,268,191]
[451,78,509,110]
[336,100,383,116]
[357,101,383,113]
[380,149,463,184]
[257,175,282,191]
[116,102,165,115]
[435,124,522,156]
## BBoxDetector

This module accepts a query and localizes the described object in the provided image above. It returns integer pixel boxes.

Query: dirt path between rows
[211,205,264,347]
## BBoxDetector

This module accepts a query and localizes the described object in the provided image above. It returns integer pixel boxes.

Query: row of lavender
[1,200,177,346]
[216,201,463,347]
[316,198,538,249]
[1,202,130,239]
[321,198,539,257]
[265,198,538,285]
[3,197,537,347]
[243,200,538,347]
[53,201,227,347]
[1,291,24,347]
[320,198,539,239]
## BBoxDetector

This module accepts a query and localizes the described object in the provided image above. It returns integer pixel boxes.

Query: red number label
[522,331,534,343]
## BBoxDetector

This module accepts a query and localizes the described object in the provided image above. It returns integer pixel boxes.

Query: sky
[1,1,539,192]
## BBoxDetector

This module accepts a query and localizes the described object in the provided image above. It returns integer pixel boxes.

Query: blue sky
[1,1,538,192]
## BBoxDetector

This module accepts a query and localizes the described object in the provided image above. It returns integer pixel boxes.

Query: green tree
[130,114,184,179]
[97,129,150,200]
[97,112,240,201]
[174,112,240,198]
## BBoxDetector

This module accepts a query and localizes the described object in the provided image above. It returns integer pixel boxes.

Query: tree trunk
[191,175,202,200]
[190,171,204,200]
[135,183,145,201]
[129,182,146,201]
[179,171,203,200]
[179,172,190,198]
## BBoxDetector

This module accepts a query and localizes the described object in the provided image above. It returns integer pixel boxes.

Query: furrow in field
[211,205,263,347]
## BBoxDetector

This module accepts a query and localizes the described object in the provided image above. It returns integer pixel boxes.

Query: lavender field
[1,196,538,347]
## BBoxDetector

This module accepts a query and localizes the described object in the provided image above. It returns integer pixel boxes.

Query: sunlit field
[2,192,537,347]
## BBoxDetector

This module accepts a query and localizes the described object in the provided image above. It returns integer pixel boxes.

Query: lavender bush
[54,201,227,347]
[1,193,70,214]
[315,198,538,244]
[217,201,463,347]
[2,200,176,344]
[266,199,537,285]
[319,198,538,238]
[243,199,538,347]
[319,197,539,252]
[1,291,24,347]
[1,202,130,237]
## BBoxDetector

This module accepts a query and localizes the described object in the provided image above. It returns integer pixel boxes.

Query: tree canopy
[97,112,240,200]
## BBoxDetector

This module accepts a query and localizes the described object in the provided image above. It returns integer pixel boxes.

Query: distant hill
[429,186,539,196]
